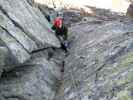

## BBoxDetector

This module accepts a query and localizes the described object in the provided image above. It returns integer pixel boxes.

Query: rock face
[0,0,60,49]
[0,0,61,71]
[55,15,133,100]
[1,0,133,100]
[0,0,62,100]
[0,57,61,100]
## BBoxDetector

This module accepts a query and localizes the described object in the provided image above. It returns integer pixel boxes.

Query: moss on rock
[119,52,133,68]
[117,90,132,100]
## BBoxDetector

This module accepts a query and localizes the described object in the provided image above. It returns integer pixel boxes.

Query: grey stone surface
[0,46,8,76]
[0,0,60,48]
[0,27,30,65]
[0,0,133,100]
[0,57,61,100]
[0,0,62,100]
[55,17,133,100]
[0,10,38,53]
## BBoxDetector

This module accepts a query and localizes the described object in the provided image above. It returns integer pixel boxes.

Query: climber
[51,12,68,53]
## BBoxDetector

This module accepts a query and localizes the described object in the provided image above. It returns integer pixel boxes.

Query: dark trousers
[56,35,68,53]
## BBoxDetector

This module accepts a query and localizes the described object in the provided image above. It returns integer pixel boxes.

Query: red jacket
[53,17,63,28]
